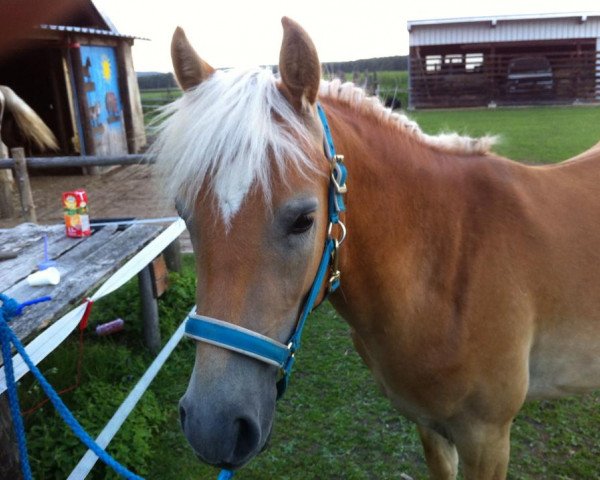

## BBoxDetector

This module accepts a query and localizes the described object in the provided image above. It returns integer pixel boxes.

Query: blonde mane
[151,68,315,224]
[152,68,495,223]
[319,78,496,155]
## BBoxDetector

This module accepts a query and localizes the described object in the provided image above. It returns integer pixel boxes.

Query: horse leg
[417,424,458,480]
[451,420,512,480]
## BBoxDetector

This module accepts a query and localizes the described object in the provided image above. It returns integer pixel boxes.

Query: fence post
[0,169,14,218]
[138,265,161,354]
[11,147,37,223]
[0,144,14,218]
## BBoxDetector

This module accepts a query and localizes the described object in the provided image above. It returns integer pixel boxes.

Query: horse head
[156,18,334,469]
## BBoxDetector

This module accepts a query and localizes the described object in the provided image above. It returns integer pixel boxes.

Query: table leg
[164,239,182,273]
[0,393,21,480]
[138,265,160,354]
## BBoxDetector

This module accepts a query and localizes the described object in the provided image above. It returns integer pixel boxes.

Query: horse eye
[289,214,314,235]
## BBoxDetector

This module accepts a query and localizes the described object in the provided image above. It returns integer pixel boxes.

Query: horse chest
[349,322,467,421]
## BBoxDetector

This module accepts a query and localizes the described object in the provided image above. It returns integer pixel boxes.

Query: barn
[407,12,600,109]
[0,0,146,157]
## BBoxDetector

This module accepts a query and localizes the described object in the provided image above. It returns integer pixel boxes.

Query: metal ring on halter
[327,220,347,246]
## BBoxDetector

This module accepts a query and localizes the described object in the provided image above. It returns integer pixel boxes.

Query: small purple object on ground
[95,318,125,336]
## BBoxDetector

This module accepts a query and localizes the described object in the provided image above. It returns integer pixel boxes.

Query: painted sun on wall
[80,45,128,155]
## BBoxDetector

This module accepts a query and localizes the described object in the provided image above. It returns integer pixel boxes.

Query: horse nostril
[179,403,187,430]
[233,417,260,460]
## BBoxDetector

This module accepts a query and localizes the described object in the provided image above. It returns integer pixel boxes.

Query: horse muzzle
[179,398,266,468]
[178,345,277,469]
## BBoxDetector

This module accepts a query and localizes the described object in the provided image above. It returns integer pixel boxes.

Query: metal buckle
[331,155,347,194]
[328,270,341,291]
[333,154,345,165]
[328,238,341,291]
[327,153,346,293]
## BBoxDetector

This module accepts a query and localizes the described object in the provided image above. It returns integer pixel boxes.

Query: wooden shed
[0,0,146,156]
[407,12,600,109]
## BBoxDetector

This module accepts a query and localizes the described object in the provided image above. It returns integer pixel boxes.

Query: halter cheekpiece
[184,102,347,398]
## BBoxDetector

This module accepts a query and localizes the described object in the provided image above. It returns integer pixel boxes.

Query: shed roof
[408,12,600,47]
[38,24,146,41]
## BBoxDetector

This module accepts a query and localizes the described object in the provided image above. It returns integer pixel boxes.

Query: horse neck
[321,99,471,330]
[323,97,460,234]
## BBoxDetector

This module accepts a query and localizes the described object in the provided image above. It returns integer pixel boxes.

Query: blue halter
[184,103,347,399]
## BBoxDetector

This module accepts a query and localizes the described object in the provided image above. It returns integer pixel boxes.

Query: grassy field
[140,88,181,102]
[411,105,600,163]
[20,104,600,479]
[140,88,182,124]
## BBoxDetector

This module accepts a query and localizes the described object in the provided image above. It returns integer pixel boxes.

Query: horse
[152,18,600,479]
[0,85,58,155]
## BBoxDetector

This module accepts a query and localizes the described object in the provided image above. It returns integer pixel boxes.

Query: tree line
[323,55,408,75]
[137,55,408,90]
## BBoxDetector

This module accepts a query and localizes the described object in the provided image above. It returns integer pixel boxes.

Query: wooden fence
[410,49,600,108]
[0,147,152,222]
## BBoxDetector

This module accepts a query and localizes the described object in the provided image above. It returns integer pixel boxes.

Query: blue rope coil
[0,293,143,479]
[0,294,33,480]
[0,293,20,318]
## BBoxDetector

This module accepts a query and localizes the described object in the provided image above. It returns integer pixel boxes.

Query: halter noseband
[184,103,347,398]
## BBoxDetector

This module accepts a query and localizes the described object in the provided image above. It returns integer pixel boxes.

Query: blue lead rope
[217,469,235,480]
[0,293,143,480]
[0,295,33,480]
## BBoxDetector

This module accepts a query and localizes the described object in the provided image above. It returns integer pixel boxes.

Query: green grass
[19,105,600,479]
[410,106,600,163]
[140,88,182,102]
[140,88,182,125]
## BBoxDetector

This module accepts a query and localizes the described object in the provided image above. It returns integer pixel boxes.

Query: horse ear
[279,17,321,109]
[171,27,215,91]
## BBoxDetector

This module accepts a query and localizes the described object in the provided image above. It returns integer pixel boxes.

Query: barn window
[465,53,484,72]
[444,54,464,65]
[425,55,442,72]
[441,54,464,73]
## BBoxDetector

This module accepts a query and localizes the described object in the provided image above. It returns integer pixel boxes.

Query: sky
[93,0,600,72]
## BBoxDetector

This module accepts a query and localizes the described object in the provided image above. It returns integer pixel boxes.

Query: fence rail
[0,154,151,170]
[0,148,155,223]
[410,50,600,108]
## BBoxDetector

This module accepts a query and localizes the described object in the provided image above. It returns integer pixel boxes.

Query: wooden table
[0,220,183,478]
[0,221,166,343]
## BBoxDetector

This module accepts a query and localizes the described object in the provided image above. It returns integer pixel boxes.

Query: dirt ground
[0,164,193,252]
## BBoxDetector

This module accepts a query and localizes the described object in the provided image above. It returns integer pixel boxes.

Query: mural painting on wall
[80,45,128,155]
